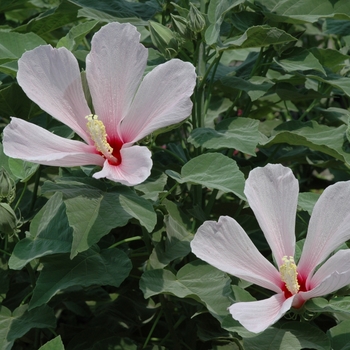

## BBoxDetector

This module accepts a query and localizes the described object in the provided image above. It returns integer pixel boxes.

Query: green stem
[13,182,27,211]
[142,308,162,349]
[204,188,219,217]
[30,166,41,212]
[108,236,143,249]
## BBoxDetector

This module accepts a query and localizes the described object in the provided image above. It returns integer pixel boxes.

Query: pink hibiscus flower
[3,22,196,186]
[191,164,350,333]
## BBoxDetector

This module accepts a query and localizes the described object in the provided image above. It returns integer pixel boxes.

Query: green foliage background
[1,0,350,349]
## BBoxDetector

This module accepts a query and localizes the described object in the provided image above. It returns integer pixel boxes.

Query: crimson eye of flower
[3,22,196,186]
[191,163,350,333]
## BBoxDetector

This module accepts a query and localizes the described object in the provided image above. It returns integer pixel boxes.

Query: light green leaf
[305,297,350,315]
[29,248,132,309]
[0,304,56,350]
[188,117,265,154]
[38,336,65,350]
[9,193,72,270]
[221,25,297,50]
[298,192,320,215]
[42,180,156,258]
[260,0,350,23]
[166,153,246,200]
[260,120,350,165]
[57,20,98,50]
[310,48,350,73]
[274,48,326,75]
[243,322,330,350]
[327,320,350,350]
[140,260,233,321]
[0,32,46,64]
[8,158,39,182]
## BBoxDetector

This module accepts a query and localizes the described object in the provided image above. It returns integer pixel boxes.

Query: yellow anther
[86,114,118,163]
[280,256,299,295]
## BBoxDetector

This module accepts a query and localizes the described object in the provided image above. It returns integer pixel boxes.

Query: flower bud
[0,168,15,204]
[170,14,192,39]
[149,21,178,58]
[188,3,206,33]
[0,203,18,236]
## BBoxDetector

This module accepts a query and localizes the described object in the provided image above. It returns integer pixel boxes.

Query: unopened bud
[188,3,206,33]
[0,203,18,236]
[149,21,178,58]
[0,168,15,204]
[170,14,192,39]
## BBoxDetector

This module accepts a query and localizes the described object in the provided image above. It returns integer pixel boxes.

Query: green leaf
[298,192,320,215]
[274,48,326,75]
[38,336,65,350]
[220,25,297,50]
[14,1,80,35]
[260,120,350,165]
[0,304,56,350]
[42,180,156,258]
[68,0,160,20]
[0,31,46,64]
[140,260,233,321]
[305,297,350,315]
[310,48,350,73]
[8,158,39,182]
[327,320,350,350]
[205,0,246,45]
[149,210,193,269]
[29,248,132,309]
[9,193,72,270]
[188,117,265,155]
[57,20,98,50]
[166,153,246,200]
[243,322,330,350]
[260,0,350,23]
[0,84,38,119]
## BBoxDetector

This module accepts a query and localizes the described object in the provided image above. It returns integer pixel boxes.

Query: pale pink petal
[191,216,283,293]
[17,45,91,143]
[93,145,152,186]
[229,293,294,333]
[86,22,148,140]
[3,117,103,166]
[297,250,350,302]
[298,181,350,280]
[244,164,298,266]
[120,59,196,144]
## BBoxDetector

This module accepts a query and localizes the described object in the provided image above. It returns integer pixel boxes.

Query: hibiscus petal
[298,181,350,280]
[86,22,148,140]
[299,250,350,300]
[191,216,283,293]
[93,145,152,186]
[17,45,91,143]
[229,293,294,333]
[3,117,103,166]
[244,164,298,266]
[120,59,196,144]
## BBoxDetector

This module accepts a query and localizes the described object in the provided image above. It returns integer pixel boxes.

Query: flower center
[279,256,299,295]
[86,114,119,164]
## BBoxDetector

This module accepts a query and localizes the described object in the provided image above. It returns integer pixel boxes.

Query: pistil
[86,114,118,163]
[280,256,299,295]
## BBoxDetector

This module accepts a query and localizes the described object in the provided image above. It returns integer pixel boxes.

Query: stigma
[86,114,118,163]
[279,256,299,295]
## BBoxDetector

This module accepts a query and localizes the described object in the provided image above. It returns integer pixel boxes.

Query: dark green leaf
[29,248,132,309]
[9,193,72,270]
